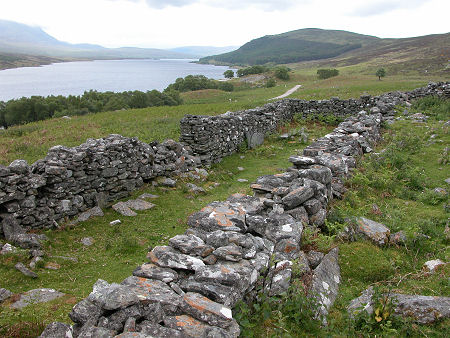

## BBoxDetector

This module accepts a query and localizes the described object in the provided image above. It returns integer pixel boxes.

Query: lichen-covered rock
[281,186,314,210]
[355,217,390,246]
[181,292,237,330]
[10,288,65,309]
[310,248,341,323]
[39,321,72,338]
[70,298,103,325]
[121,276,182,314]
[169,234,213,257]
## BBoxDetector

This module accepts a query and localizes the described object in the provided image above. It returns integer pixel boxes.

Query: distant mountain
[199,28,381,65]
[0,20,195,60]
[169,46,239,57]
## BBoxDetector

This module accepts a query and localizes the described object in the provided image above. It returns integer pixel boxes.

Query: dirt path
[269,84,302,100]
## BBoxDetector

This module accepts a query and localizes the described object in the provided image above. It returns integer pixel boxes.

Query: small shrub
[274,66,290,80]
[266,78,276,88]
[317,68,339,79]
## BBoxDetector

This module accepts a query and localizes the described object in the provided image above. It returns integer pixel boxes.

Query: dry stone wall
[180,82,450,165]
[0,136,200,233]
[40,110,386,337]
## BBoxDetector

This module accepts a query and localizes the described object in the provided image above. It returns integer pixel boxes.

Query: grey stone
[213,244,243,262]
[266,260,293,296]
[39,322,73,338]
[281,186,314,209]
[288,156,316,168]
[423,259,445,273]
[0,288,13,303]
[246,132,265,149]
[121,276,182,314]
[306,251,324,269]
[310,248,341,323]
[348,287,450,324]
[133,263,179,283]
[137,322,184,337]
[148,245,205,271]
[181,292,236,329]
[160,177,177,187]
[2,216,25,241]
[112,202,137,217]
[169,234,213,257]
[81,237,94,246]
[125,199,156,211]
[70,298,103,325]
[1,243,18,255]
[355,217,390,246]
[102,285,140,311]
[165,314,235,337]
[109,219,121,225]
[10,288,65,309]
[76,206,104,223]
[15,262,38,278]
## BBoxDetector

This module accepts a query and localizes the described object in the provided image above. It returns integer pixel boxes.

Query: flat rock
[179,278,242,308]
[310,248,341,323]
[76,206,104,223]
[125,199,156,211]
[355,217,390,246]
[181,292,236,329]
[121,276,182,314]
[288,156,316,168]
[160,177,177,187]
[15,262,38,278]
[10,288,65,309]
[148,245,205,271]
[102,284,140,311]
[112,202,137,217]
[133,263,179,283]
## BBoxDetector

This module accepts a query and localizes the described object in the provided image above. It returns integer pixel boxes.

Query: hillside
[0,52,67,70]
[169,46,238,57]
[199,28,380,65]
[304,33,450,76]
[0,20,194,61]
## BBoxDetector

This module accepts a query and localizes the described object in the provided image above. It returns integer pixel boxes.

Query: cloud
[352,0,429,16]
[113,0,306,11]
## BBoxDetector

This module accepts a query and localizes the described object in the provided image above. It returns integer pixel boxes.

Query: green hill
[199,28,380,65]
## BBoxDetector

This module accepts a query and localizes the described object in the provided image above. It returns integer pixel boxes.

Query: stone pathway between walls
[38,110,387,337]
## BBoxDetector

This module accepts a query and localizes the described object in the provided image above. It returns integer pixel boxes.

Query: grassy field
[0,70,442,166]
[0,69,448,337]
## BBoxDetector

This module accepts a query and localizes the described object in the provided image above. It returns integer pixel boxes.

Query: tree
[224,70,234,79]
[376,68,386,80]
[274,66,290,80]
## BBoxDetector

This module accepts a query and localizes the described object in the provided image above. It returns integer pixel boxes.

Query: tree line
[0,75,234,128]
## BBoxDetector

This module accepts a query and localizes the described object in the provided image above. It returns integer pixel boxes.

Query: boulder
[355,217,390,246]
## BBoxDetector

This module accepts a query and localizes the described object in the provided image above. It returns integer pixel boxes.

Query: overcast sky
[1,0,449,49]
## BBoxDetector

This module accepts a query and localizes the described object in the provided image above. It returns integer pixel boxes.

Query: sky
[0,0,449,49]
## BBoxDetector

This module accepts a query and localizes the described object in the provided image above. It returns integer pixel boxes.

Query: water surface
[0,59,230,101]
